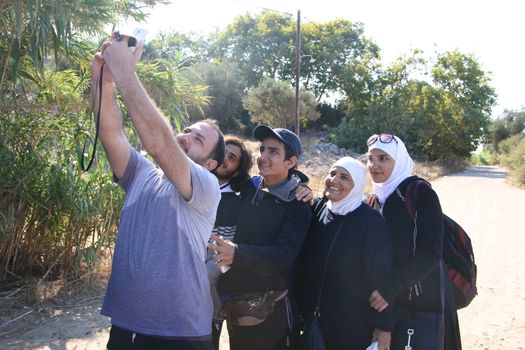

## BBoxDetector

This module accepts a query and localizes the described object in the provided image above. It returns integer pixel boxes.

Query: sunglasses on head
[367,133,397,147]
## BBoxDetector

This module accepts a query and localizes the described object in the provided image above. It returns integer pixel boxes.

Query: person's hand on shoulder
[295,184,314,206]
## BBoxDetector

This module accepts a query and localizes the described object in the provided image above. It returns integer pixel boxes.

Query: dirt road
[1,166,524,349]
[431,166,525,349]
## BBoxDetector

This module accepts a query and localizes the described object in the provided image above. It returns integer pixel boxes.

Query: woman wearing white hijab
[366,133,462,350]
[297,157,394,350]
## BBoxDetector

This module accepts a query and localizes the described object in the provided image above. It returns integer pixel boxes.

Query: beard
[215,168,236,182]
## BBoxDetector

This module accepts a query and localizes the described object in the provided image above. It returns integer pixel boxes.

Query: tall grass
[0,108,123,281]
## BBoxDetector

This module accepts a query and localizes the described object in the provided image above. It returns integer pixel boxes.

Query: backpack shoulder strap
[403,178,430,220]
[404,178,446,310]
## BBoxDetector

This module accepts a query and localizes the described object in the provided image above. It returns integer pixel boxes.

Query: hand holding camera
[114,28,148,48]
[101,29,146,82]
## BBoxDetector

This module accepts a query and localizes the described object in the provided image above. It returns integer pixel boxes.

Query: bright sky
[125,0,525,117]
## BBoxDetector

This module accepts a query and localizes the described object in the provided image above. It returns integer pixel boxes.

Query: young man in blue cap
[211,125,312,350]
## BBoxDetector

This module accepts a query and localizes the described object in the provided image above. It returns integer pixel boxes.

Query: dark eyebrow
[195,131,206,141]
[188,129,206,144]
[228,151,238,160]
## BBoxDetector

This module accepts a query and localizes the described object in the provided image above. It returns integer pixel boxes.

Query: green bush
[471,150,493,165]
[498,134,525,186]
[331,117,373,153]
[0,108,123,281]
[243,78,319,129]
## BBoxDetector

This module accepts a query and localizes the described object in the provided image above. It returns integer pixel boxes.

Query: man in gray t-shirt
[92,33,224,349]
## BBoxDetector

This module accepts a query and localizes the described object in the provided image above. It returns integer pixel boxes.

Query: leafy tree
[334,50,496,159]
[341,49,426,123]
[311,102,347,129]
[243,78,319,129]
[185,61,247,131]
[213,12,380,104]
[332,116,371,153]
[431,50,496,157]
[213,11,295,87]
[297,19,380,102]
[0,0,166,98]
[335,51,432,154]
[142,31,211,63]
[490,108,525,149]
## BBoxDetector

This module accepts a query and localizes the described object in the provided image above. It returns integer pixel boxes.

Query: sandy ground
[1,165,524,349]
[431,166,525,349]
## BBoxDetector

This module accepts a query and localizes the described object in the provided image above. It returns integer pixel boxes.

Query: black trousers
[228,296,295,350]
[107,325,212,350]
[211,319,223,350]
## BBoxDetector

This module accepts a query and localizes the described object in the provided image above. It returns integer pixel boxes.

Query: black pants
[211,319,223,350]
[107,325,212,350]
[228,296,294,350]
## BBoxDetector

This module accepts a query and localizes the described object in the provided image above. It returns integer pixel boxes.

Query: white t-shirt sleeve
[115,148,155,193]
[185,159,221,218]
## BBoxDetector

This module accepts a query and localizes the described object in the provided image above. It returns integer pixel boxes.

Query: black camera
[115,28,148,47]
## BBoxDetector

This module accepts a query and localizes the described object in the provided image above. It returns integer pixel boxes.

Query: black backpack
[404,179,478,309]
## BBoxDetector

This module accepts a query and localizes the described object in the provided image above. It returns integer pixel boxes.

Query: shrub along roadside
[0,109,123,282]
[470,150,493,166]
[496,134,525,186]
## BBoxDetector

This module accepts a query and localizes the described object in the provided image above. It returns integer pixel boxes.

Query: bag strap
[81,64,104,171]
[313,213,347,315]
[403,178,429,220]
[402,178,445,313]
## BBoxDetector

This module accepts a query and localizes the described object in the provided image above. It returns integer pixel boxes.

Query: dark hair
[224,135,253,192]
[201,119,225,171]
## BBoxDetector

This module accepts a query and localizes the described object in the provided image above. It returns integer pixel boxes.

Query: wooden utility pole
[295,9,301,136]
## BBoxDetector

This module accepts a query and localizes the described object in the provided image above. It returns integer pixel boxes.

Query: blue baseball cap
[253,125,302,158]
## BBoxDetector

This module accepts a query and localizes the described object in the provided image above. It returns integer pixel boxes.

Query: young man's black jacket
[217,173,312,295]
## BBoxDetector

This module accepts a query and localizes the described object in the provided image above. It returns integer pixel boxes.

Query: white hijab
[368,135,414,205]
[326,157,366,215]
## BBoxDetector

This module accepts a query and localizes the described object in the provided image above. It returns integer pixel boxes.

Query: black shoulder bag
[299,216,346,350]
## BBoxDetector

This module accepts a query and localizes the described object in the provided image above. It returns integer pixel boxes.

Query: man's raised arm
[102,35,193,200]
[91,45,130,179]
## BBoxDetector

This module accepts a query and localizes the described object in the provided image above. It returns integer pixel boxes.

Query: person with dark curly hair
[207,135,253,349]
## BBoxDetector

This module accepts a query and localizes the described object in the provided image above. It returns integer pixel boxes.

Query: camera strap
[80,64,104,171]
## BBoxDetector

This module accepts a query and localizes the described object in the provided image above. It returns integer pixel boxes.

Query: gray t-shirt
[101,148,220,338]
